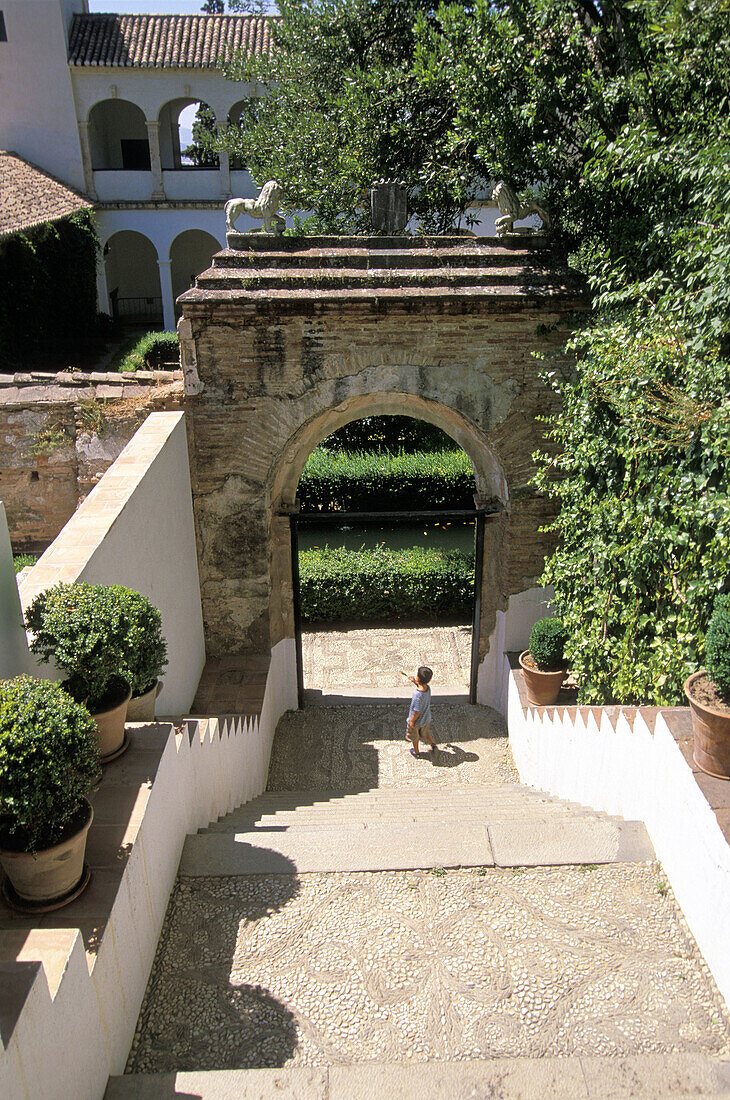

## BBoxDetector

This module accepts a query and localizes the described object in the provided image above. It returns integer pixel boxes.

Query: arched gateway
[178,233,584,705]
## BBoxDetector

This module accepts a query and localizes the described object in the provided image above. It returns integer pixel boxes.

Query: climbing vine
[0,211,99,369]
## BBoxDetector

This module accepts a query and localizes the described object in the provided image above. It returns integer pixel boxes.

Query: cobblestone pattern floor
[128,866,730,1073]
[302,624,472,695]
[265,702,519,790]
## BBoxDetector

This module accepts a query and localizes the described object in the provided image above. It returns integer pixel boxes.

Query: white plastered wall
[477,585,555,711]
[0,504,35,679]
[19,412,206,714]
[0,1,87,191]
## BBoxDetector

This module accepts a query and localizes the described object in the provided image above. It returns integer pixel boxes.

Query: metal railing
[112,297,163,322]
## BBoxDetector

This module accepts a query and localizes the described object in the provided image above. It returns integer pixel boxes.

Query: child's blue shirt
[408,686,432,726]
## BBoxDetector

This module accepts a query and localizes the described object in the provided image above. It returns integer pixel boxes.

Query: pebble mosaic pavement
[128,682,730,1074]
[129,866,730,1073]
[301,623,472,695]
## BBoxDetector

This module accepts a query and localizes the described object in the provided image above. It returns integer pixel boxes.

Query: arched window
[88,99,150,171]
[169,229,221,318]
[159,99,219,170]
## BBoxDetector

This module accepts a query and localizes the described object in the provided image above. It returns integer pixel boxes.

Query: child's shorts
[406,723,434,743]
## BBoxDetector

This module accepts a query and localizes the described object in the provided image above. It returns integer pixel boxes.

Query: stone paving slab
[108,1054,730,1098]
[265,702,518,792]
[301,624,472,696]
[128,866,730,1075]
[488,819,654,867]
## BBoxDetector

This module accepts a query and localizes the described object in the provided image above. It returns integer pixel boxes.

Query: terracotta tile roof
[0,153,92,239]
[68,13,275,68]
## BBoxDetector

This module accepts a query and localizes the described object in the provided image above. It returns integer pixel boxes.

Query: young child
[406,665,436,757]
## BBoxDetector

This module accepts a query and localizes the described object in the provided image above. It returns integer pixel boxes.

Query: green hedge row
[299,545,474,622]
[298,448,476,511]
[117,330,179,373]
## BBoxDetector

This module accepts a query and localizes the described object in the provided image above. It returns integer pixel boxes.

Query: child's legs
[420,723,435,748]
[407,725,420,752]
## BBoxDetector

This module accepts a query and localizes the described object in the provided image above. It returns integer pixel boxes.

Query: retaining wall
[506,655,730,1009]
[0,369,183,551]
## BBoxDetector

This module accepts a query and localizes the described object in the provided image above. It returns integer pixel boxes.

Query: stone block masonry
[179,234,586,666]
[0,370,184,550]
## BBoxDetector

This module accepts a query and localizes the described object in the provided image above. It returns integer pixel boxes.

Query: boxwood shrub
[0,677,99,853]
[705,594,730,695]
[299,545,474,622]
[528,617,568,671]
[298,448,476,512]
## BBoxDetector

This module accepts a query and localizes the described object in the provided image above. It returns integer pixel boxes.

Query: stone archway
[266,391,509,681]
[179,232,584,705]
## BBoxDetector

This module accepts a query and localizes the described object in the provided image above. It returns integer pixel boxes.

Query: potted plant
[519,617,568,706]
[25,582,134,762]
[121,591,168,721]
[685,594,730,779]
[0,677,99,910]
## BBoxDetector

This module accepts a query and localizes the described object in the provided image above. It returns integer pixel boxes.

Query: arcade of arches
[178,233,585,706]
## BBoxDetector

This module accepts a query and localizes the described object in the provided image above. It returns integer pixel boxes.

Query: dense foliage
[298,447,476,511]
[320,415,458,454]
[26,582,146,711]
[0,677,99,853]
[117,330,179,373]
[13,554,37,574]
[299,545,473,621]
[116,591,168,696]
[528,618,567,671]
[705,596,730,698]
[0,211,99,368]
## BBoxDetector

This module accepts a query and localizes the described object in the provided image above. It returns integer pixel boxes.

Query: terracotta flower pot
[519,650,567,707]
[685,670,730,780]
[0,801,93,905]
[93,679,132,763]
[126,680,162,722]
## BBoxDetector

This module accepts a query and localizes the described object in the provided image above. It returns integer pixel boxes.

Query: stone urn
[93,677,132,763]
[126,680,163,722]
[685,670,730,779]
[0,802,93,908]
[519,651,566,707]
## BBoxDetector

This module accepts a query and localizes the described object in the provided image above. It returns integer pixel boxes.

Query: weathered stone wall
[0,370,184,549]
[182,293,575,658]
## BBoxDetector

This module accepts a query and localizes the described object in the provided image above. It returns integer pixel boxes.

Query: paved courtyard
[128,865,730,1073]
[266,701,518,790]
[302,623,472,697]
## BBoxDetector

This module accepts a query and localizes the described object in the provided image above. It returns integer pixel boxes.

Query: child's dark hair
[417,666,433,685]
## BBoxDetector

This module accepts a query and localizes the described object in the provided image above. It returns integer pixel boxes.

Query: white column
[219,150,232,198]
[158,259,176,331]
[146,121,165,199]
[95,252,110,315]
[77,121,97,199]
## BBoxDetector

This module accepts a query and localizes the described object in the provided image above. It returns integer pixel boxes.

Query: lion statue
[225,181,286,236]
[492,181,550,237]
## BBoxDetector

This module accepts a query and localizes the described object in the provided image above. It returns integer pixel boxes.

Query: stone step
[182,281,582,305]
[223,233,549,253]
[212,245,552,270]
[105,1052,730,1098]
[196,265,567,292]
[204,805,604,831]
[182,817,653,875]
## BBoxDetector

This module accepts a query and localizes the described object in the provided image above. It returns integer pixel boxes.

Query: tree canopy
[205,0,730,704]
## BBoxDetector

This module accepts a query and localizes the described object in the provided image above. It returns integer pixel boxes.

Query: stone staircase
[107,702,730,1099]
[179,782,654,875]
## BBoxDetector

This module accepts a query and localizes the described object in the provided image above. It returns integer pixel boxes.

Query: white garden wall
[506,656,730,1009]
[0,637,297,1100]
[19,412,205,714]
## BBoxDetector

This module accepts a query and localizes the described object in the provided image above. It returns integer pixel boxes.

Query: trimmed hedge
[298,448,476,512]
[706,594,730,695]
[117,330,179,373]
[528,617,567,671]
[299,545,474,622]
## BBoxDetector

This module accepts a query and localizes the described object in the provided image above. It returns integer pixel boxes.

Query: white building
[0,1,268,329]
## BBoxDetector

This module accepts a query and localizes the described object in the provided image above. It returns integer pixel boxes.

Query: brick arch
[268,390,509,514]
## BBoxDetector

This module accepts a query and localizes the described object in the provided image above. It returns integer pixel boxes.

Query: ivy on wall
[0,211,99,369]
